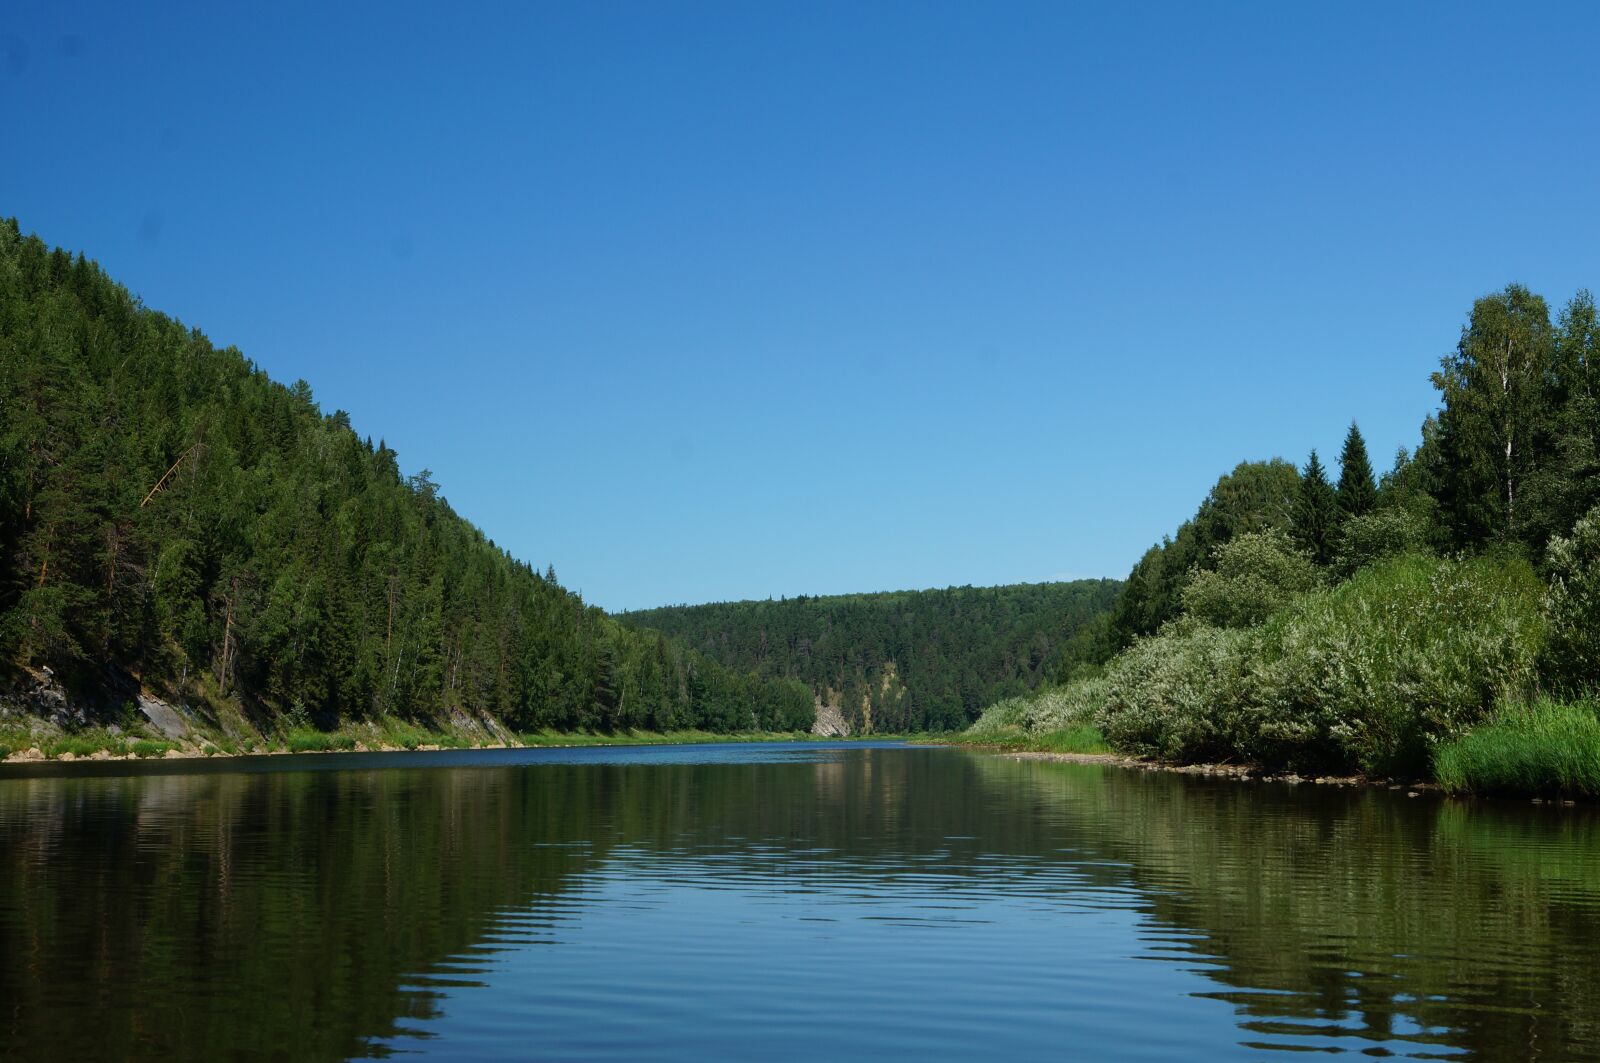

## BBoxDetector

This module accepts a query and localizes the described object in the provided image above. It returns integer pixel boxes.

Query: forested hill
[0,220,815,738]
[619,581,1121,732]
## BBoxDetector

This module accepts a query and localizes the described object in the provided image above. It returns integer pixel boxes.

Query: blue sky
[5,2,1599,610]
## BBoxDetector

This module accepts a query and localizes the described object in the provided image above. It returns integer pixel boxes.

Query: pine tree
[1292,450,1339,566]
[1336,422,1377,519]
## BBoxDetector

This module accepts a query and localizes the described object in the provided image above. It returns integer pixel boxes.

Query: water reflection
[1,747,1596,1060]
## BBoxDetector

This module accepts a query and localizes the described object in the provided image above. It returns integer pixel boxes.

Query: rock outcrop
[811,698,850,737]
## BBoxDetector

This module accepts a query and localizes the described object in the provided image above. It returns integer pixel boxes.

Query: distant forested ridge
[0,219,814,737]
[620,581,1122,732]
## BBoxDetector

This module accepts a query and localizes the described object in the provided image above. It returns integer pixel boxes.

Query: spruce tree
[1336,422,1377,519]
[1292,450,1340,566]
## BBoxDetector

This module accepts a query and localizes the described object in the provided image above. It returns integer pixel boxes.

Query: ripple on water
[3,746,1600,1060]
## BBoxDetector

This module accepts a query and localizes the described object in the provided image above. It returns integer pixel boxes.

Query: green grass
[1030,725,1114,755]
[285,729,358,753]
[45,734,112,759]
[941,724,1113,756]
[131,738,176,758]
[367,719,437,750]
[1433,699,1600,798]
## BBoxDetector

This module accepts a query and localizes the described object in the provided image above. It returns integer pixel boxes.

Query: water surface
[2,743,1597,1060]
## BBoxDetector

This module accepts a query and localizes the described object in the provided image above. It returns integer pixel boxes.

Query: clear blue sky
[5,2,1599,610]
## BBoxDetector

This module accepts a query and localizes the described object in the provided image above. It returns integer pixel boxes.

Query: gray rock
[138,695,191,740]
[811,699,850,737]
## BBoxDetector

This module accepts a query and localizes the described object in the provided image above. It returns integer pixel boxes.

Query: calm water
[2,744,1598,1061]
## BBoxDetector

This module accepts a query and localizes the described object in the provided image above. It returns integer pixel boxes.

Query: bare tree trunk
[385,574,397,654]
[218,580,236,696]
[1501,335,1516,533]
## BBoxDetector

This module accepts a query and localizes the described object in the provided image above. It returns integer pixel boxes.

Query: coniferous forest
[0,220,819,740]
[621,581,1121,733]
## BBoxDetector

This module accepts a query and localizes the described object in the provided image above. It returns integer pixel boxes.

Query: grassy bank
[1433,700,1600,798]
[937,725,1112,756]
[0,720,908,763]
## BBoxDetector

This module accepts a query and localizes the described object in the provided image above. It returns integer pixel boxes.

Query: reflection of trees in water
[3,752,1596,1060]
[0,767,610,1059]
[966,756,1600,1059]
[0,752,1076,1059]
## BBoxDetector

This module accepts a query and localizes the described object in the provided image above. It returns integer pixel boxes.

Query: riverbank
[935,735,1376,785]
[934,731,1594,804]
[0,726,903,765]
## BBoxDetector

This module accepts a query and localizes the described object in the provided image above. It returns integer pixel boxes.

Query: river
[1,743,1596,1059]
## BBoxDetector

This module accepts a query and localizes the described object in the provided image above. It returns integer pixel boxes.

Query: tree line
[0,220,814,735]
[621,581,1122,733]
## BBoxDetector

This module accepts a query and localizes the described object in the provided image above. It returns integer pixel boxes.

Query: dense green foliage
[1171,553,1539,775]
[1179,530,1317,630]
[620,581,1121,732]
[1109,459,1300,644]
[0,220,814,736]
[1543,503,1600,696]
[971,282,1600,794]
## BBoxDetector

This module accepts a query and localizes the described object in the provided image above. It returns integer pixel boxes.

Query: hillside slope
[0,220,813,742]
[620,580,1121,732]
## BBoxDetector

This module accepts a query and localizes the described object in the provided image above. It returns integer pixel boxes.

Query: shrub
[1181,530,1318,629]
[1097,623,1257,763]
[1022,677,1110,733]
[960,689,1111,754]
[967,676,1112,739]
[966,697,1029,737]
[1333,507,1431,578]
[1248,553,1544,776]
[1543,504,1600,696]
[1092,553,1545,777]
[285,730,357,753]
[1434,700,1600,797]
